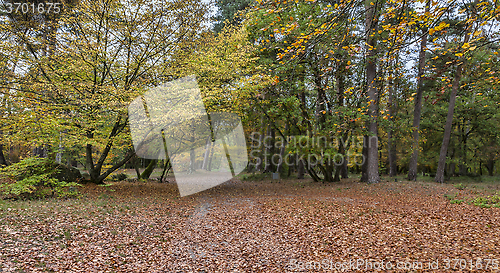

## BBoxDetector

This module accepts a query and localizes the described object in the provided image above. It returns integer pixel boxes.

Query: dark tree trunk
[435,8,474,183]
[336,69,349,179]
[314,65,328,128]
[360,135,369,182]
[435,62,465,183]
[0,144,8,166]
[408,0,430,181]
[85,115,132,184]
[256,118,265,172]
[276,124,288,173]
[364,0,380,183]
[160,158,171,183]
[297,158,305,179]
[132,156,141,179]
[486,159,495,176]
[387,78,397,177]
[264,125,275,173]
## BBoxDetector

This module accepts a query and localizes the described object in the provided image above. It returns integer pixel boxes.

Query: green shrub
[0,157,81,199]
[453,183,466,190]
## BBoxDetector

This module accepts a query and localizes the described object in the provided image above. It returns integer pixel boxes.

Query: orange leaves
[429,22,449,35]
[3,179,499,271]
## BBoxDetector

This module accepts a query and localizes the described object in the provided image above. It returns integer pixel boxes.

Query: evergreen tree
[213,0,252,33]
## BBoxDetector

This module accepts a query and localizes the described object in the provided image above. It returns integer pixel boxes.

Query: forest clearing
[0,176,499,272]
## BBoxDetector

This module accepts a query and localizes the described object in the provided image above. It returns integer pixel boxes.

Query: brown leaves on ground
[0,178,499,272]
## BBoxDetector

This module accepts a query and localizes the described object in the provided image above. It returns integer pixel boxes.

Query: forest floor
[0,175,499,272]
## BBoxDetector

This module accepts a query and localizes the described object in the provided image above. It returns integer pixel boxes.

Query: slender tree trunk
[388,77,397,177]
[408,0,430,181]
[264,125,275,173]
[256,117,265,172]
[435,0,475,183]
[340,133,349,179]
[314,65,327,129]
[160,158,171,182]
[360,136,369,182]
[336,66,349,179]
[297,158,305,179]
[276,124,288,173]
[435,63,465,183]
[202,135,212,170]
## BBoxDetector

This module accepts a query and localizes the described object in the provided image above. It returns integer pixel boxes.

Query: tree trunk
[364,0,380,183]
[276,124,288,173]
[264,125,275,173]
[360,135,368,182]
[256,117,265,172]
[132,155,141,179]
[141,159,158,179]
[435,66,464,183]
[387,77,397,177]
[336,70,349,179]
[202,135,212,170]
[0,144,8,166]
[160,158,171,182]
[314,65,327,129]
[486,159,495,176]
[408,0,430,181]
[297,158,305,179]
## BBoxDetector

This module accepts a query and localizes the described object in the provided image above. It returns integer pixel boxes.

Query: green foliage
[444,192,458,200]
[472,195,500,208]
[213,0,252,33]
[0,157,81,199]
[454,183,466,190]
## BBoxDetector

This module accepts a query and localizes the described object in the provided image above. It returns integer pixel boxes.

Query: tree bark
[297,158,305,179]
[435,62,465,183]
[407,0,430,181]
[141,159,158,179]
[360,135,368,182]
[201,135,212,170]
[364,0,381,183]
[486,159,495,176]
[276,124,288,173]
[387,77,397,177]
[0,144,8,166]
[264,125,275,173]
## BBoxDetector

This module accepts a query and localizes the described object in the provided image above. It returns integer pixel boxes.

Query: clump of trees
[0,0,499,195]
